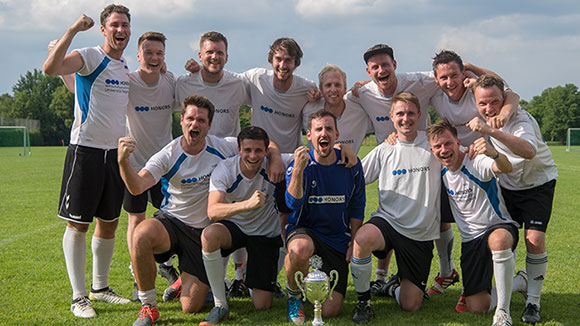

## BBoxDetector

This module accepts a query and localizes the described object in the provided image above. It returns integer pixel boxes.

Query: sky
[1,0,579,101]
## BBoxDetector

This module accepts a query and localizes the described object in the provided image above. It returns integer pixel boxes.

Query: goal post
[567,128,580,152]
[0,126,31,156]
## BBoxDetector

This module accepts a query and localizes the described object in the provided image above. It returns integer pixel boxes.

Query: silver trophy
[295,255,339,326]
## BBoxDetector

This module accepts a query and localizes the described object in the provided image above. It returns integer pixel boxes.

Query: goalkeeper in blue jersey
[283,109,366,324]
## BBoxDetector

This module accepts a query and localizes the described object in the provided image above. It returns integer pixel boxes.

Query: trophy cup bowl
[295,255,339,326]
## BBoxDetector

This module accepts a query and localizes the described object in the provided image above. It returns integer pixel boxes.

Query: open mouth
[189,130,199,139]
[319,139,330,150]
[377,75,390,83]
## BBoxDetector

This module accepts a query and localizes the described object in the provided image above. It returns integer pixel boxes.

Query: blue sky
[1,0,578,101]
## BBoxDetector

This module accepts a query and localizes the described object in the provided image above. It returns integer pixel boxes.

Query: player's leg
[245,234,282,310]
[351,220,385,323]
[429,187,459,295]
[201,222,232,311]
[488,225,517,326]
[180,272,210,314]
[285,229,314,324]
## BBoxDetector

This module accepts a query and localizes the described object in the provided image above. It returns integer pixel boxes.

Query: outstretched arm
[472,137,512,174]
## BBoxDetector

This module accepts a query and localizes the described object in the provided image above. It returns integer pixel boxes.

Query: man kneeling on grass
[200,126,292,325]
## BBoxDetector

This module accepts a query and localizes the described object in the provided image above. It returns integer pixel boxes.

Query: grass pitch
[0,146,579,325]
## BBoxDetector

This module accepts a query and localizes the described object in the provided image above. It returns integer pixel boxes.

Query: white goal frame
[0,126,31,156]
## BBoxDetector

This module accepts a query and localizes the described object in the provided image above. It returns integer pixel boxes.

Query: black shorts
[123,181,164,213]
[154,211,208,285]
[58,144,125,224]
[286,227,348,296]
[275,180,292,214]
[460,223,519,297]
[440,182,455,223]
[367,217,434,291]
[501,179,556,232]
[219,220,282,292]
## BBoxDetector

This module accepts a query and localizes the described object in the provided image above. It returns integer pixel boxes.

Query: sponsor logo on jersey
[215,108,230,113]
[104,79,129,94]
[134,104,172,112]
[375,116,390,122]
[336,139,354,144]
[308,195,345,204]
[391,166,430,176]
[181,172,211,184]
[311,180,317,188]
[260,105,295,118]
[447,187,474,201]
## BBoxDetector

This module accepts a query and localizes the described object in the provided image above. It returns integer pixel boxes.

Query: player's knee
[400,297,421,312]
[321,304,341,318]
[180,297,203,313]
[466,297,489,314]
[525,231,545,250]
[288,244,311,263]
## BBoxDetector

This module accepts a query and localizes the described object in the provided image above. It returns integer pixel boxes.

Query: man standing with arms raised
[43,5,132,318]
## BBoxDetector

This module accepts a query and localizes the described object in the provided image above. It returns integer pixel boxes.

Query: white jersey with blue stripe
[346,72,439,143]
[442,154,517,242]
[209,154,293,237]
[127,71,178,170]
[143,135,238,228]
[71,46,130,149]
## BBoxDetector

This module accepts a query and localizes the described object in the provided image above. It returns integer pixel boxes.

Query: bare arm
[287,146,309,200]
[346,218,363,262]
[118,137,157,195]
[207,190,266,221]
[472,137,512,174]
[467,117,535,159]
[266,140,284,183]
[48,40,76,92]
[43,14,94,76]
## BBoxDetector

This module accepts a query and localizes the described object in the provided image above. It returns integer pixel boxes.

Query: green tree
[11,69,66,145]
[525,84,580,143]
[49,85,75,143]
[0,93,14,117]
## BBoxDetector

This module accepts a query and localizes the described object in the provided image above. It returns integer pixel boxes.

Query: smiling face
[100,12,131,56]
[320,70,347,106]
[238,138,268,175]
[137,39,164,74]
[435,62,466,102]
[366,53,397,95]
[181,105,211,151]
[199,39,228,76]
[474,85,504,122]
[429,129,462,170]
[271,48,297,84]
[390,100,420,141]
[307,115,338,164]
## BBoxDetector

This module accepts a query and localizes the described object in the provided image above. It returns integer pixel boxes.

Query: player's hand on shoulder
[185,59,201,73]
[336,143,357,168]
[384,132,398,145]
[118,137,136,161]
[306,87,322,102]
[465,143,478,160]
[71,14,94,33]
[293,146,310,171]
[351,80,370,97]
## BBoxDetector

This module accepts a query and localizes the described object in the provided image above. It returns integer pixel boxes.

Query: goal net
[567,128,580,152]
[0,126,31,156]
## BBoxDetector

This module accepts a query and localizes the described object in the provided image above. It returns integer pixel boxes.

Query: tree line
[1,69,579,145]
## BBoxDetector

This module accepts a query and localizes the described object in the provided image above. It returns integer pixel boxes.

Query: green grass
[1,146,579,325]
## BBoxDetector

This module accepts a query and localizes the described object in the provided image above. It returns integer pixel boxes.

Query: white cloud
[0,0,197,31]
[294,0,380,18]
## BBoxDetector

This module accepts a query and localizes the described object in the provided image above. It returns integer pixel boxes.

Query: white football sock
[63,227,87,299]
[92,236,115,290]
[203,250,228,308]
[138,288,157,306]
[526,251,547,307]
[490,249,515,313]
[350,255,372,293]
[435,227,455,277]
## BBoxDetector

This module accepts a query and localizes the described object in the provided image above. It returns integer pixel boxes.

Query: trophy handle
[327,270,339,301]
[294,271,307,302]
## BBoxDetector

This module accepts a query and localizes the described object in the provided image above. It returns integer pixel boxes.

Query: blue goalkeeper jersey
[285,149,365,254]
